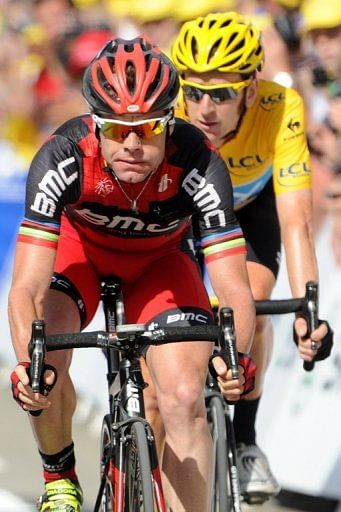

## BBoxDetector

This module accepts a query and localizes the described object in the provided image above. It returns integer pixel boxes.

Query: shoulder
[52,114,99,154]
[168,118,220,170]
[257,80,303,112]
[31,115,99,165]
[172,117,209,144]
[171,118,218,154]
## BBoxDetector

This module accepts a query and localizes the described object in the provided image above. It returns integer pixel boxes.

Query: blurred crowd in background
[0,0,340,263]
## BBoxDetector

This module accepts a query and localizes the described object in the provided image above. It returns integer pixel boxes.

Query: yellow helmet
[171,11,264,75]
[301,0,341,31]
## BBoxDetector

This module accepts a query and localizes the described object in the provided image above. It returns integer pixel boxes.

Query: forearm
[216,284,255,354]
[277,190,319,297]
[282,222,319,297]
[8,287,44,361]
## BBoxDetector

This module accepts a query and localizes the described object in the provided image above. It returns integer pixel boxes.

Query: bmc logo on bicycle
[30,157,77,218]
[126,386,141,413]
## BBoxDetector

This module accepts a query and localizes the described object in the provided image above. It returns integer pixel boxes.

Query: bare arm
[8,242,57,362]
[276,188,318,296]
[276,189,330,362]
[206,252,255,353]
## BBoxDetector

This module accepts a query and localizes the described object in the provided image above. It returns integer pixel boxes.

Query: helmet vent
[98,67,119,102]
[209,41,221,62]
[124,43,135,53]
[145,62,162,100]
[227,32,238,47]
[126,62,136,94]
[191,37,198,62]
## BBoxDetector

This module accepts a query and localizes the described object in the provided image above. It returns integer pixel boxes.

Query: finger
[311,322,328,341]
[299,337,321,352]
[18,390,51,410]
[15,366,30,386]
[298,343,319,361]
[44,368,56,387]
[220,385,244,401]
[294,317,308,339]
[212,356,228,376]
[218,377,244,390]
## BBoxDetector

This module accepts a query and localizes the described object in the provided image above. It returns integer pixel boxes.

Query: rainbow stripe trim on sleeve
[201,228,246,263]
[17,220,60,249]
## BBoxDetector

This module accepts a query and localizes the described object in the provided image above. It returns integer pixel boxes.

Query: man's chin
[113,164,151,183]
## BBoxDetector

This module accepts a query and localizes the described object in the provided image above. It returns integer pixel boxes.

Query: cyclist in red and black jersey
[8,36,255,512]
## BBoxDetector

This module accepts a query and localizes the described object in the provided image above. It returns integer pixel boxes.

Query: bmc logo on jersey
[76,208,180,233]
[30,157,77,217]
[260,93,285,111]
[182,168,225,228]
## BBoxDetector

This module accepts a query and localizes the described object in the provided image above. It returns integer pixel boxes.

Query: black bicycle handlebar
[255,281,318,371]
[28,281,319,403]
[41,325,220,352]
[255,297,304,315]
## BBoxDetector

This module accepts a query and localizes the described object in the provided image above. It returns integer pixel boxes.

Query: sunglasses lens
[183,85,203,102]
[211,88,239,102]
[101,123,121,139]
[99,118,168,141]
[183,83,240,103]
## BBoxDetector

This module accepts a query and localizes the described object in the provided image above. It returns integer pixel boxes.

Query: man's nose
[123,130,143,151]
[199,94,217,115]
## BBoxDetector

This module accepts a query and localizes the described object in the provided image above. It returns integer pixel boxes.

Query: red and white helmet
[82,36,180,115]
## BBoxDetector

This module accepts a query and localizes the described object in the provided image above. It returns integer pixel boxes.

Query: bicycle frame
[94,277,166,512]
[28,280,319,511]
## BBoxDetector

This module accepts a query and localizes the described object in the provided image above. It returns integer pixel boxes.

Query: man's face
[310,27,341,77]
[183,71,250,148]
[96,111,170,184]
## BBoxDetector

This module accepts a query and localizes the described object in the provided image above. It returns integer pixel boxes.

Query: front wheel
[207,395,231,512]
[124,421,155,511]
[99,414,114,512]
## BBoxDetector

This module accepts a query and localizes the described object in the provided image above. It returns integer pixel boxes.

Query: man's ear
[245,78,258,108]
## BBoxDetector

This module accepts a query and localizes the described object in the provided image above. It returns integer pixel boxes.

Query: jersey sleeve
[183,149,246,264]
[18,135,82,249]
[272,87,312,195]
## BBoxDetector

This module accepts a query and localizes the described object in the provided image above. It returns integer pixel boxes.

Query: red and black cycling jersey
[19,115,246,262]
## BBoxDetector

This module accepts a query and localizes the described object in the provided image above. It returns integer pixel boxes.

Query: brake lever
[28,320,46,416]
[219,307,239,379]
[302,281,319,372]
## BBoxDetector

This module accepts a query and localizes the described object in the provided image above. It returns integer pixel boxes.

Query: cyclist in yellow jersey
[172,11,333,503]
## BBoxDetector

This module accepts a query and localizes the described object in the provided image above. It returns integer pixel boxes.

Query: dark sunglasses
[182,79,251,104]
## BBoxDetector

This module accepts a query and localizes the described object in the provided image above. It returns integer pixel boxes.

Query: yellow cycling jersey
[176,79,312,209]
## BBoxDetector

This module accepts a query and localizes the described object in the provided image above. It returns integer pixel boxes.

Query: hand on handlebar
[210,352,256,401]
[293,318,333,363]
[10,362,57,414]
[211,357,245,401]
